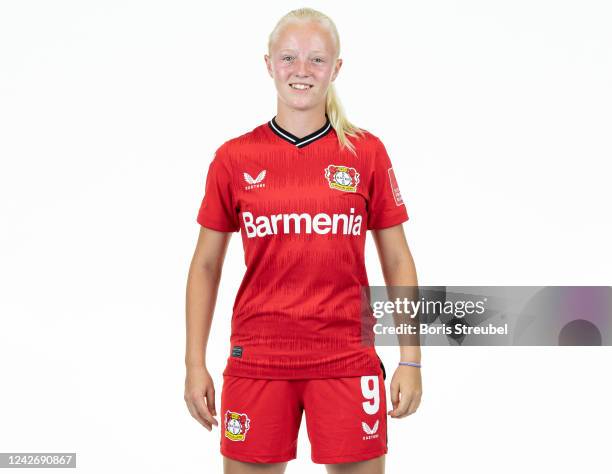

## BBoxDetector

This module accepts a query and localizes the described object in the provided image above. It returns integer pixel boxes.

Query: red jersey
[197,116,409,379]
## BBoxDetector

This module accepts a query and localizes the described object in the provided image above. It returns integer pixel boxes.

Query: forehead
[273,21,335,54]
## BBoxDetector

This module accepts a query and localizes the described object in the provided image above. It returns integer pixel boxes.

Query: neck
[274,109,328,139]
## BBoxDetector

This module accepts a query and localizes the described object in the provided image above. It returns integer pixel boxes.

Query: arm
[184,226,232,431]
[371,223,422,419]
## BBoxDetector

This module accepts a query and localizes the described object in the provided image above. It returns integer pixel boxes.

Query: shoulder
[338,127,387,166]
[356,127,381,142]
[347,126,385,152]
[349,128,395,172]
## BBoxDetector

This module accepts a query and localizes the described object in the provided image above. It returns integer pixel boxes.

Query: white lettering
[313,213,332,234]
[243,212,256,238]
[284,213,312,234]
[241,210,363,238]
[255,216,272,237]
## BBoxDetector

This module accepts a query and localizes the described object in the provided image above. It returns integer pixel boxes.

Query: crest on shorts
[224,410,251,441]
[324,164,360,192]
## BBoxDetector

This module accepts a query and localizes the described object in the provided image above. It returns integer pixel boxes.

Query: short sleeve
[367,138,409,230]
[196,148,240,232]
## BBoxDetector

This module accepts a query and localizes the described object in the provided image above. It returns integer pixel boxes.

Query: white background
[1,1,611,473]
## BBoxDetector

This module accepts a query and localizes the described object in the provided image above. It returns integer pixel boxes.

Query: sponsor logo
[324,164,360,192]
[362,420,380,440]
[387,167,403,206]
[225,411,251,442]
[242,208,363,238]
[243,170,266,190]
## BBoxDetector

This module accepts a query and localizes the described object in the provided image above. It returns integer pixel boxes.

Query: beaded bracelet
[399,361,421,368]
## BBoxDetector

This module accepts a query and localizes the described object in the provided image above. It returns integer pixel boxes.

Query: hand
[388,365,422,418]
[184,365,219,431]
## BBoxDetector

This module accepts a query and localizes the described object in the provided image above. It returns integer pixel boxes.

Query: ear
[264,54,274,78]
[331,58,343,82]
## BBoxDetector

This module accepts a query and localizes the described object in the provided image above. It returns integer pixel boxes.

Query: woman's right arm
[184,226,233,431]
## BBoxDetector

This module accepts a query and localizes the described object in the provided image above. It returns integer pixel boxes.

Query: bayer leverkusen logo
[324,164,360,192]
[224,410,251,442]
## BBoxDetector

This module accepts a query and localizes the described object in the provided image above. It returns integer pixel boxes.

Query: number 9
[361,375,380,415]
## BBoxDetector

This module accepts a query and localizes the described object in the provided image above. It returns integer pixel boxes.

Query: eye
[313,57,324,63]
[282,56,294,62]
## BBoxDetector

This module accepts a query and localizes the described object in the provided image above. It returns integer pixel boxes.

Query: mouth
[289,83,314,91]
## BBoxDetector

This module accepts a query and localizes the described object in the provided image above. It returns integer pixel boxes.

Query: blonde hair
[267,8,365,155]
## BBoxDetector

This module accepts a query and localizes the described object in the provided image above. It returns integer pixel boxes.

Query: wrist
[185,361,206,369]
[399,346,421,361]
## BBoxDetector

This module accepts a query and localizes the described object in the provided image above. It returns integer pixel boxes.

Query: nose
[293,56,311,78]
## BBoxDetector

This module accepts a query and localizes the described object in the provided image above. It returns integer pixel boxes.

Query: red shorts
[220,372,388,464]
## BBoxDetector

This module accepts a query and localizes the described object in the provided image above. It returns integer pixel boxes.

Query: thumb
[388,383,399,414]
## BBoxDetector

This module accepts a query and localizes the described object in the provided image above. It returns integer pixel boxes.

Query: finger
[184,391,210,428]
[392,391,413,418]
[194,394,217,429]
[407,393,422,416]
[387,383,400,415]
[206,386,218,420]
[186,400,212,430]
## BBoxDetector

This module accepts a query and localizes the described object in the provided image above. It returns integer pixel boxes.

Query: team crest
[224,410,251,442]
[324,164,360,192]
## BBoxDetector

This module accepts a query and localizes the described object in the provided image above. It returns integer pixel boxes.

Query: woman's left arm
[371,224,422,419]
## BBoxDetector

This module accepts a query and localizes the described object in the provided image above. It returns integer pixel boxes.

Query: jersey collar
[268,114,333,148]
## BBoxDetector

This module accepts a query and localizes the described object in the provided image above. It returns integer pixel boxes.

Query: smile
[289,84,313,90]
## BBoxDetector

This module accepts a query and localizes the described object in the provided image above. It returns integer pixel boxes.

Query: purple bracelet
[399,362,421,368]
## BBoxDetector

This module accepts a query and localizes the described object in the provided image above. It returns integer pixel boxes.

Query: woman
[185,8,421,474]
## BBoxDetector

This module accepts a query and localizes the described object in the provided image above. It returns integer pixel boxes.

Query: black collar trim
[268,115,332,148]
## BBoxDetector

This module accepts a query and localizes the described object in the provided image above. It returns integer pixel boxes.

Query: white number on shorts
[360,375,380,415]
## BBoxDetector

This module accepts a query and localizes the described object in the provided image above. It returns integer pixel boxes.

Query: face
[265,21,342,112]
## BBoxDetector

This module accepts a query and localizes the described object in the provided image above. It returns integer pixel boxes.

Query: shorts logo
[362,420,379,440]
[243,170,266,190]
[387,167,404,206]
[225,410,251,442]
[362,420,379,435]
[324,165,359,192]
